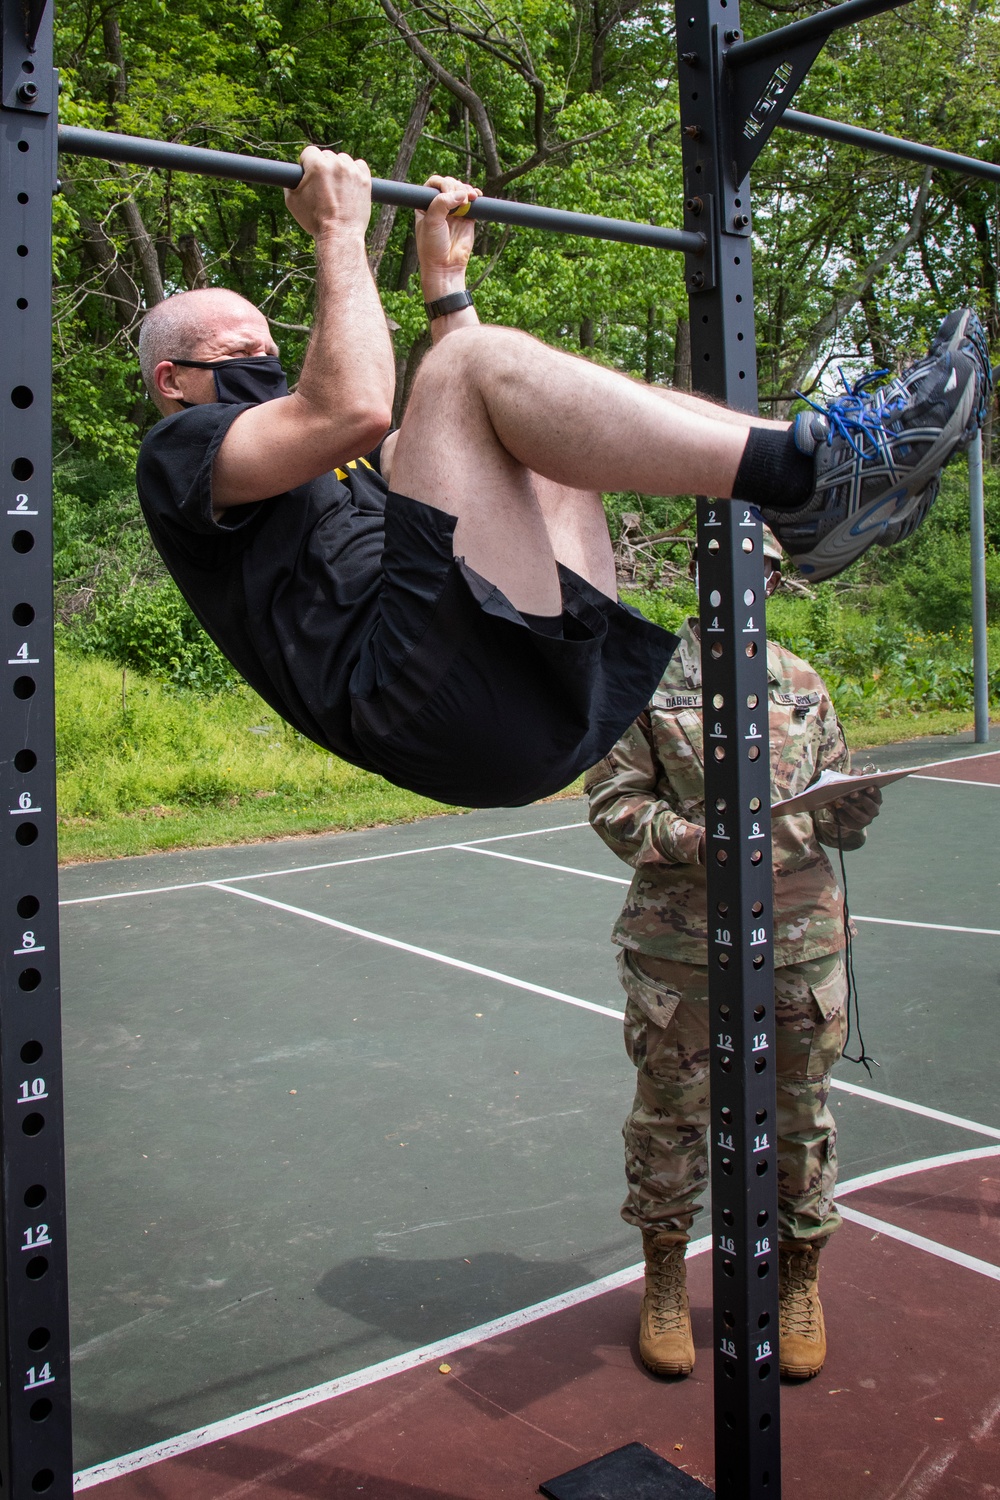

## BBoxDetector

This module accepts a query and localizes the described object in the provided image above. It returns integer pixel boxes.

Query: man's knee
[412,324,526,396]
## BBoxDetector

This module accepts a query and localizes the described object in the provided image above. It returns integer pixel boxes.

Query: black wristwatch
[424,289,475,321]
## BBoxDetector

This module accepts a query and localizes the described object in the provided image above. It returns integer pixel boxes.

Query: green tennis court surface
[59,729,999,1482]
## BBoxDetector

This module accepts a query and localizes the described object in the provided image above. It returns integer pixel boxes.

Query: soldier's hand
[415,174,481,290]
[285,147,372,242]
[833,786,882,830]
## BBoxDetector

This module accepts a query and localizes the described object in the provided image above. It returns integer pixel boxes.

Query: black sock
[521,611,563,638]
[732,427,814,511]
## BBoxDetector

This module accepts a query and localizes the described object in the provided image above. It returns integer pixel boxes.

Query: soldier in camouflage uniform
[586,530,882,1381]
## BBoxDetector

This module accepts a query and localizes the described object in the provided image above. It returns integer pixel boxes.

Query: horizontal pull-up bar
[57,126,704,255]
[725,0,914,70]
[782,109,1000,185]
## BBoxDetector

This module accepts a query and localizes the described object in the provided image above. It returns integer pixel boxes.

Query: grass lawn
[54,651,991,865]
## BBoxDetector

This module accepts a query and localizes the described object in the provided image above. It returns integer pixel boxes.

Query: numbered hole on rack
[724,1412,736,1429]
[16,244,28,258]
[745,641,758,658]
[754,1056,767,1073]
[757,1212,769,1230]
[25,1256,48,1280]
[22,1112,45,1137]
[24,1184,46,1210]
[755,1107,767,1124]
[719,1004,731,1020]
[18,296,29,309]
[750,849,763,865]
[715,798,727,814]
[723,1308,735,1328]
[719,1055,732,1074]
[756,1159,768,1176]
[742,537,754,553]
[15,749,37,773]
[717,901,729,916]
[13,601,34,625]
[18,968,41,991]
[753,954,765,970]
[31,1469,54,1493]
[18,140,29,152]
[753,1005,765,1022]
[720,1154,733,1174]
[11,385,33,408]
[758,1365,771,1382]
[723,1360,737,1380]
[707,538,720,555]
[713,693,724,709]
[717,951,730,968]
[721,1106,733,1124]
[714,746,725,761]
[29,1398,51,1423]
[749,798,761,814]
[748,744,760,761]
[759,1414,772,1430]
[722,1207,734,1225]
[17,190,29,203]
[722,1257,735,1278]
[751,900,763,916]
[711,642,723,659]
[757,1259,770,1276]
[18,895,39,919]
[716,848,728,865]
[14,675,36,697]
[20,1041,43,1066]
[12,458,34,481]
[747,693,758,709]
[744,589,755,606]
[12,532,35,554]
[26,1327,50,1352]
[16,824,38,846]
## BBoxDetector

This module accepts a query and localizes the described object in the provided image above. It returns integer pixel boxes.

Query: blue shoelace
[795,365,910,461]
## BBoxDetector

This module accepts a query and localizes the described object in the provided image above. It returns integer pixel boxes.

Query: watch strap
[424,289,474,321]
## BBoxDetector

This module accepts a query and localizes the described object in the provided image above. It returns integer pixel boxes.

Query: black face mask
[169,355,289,406]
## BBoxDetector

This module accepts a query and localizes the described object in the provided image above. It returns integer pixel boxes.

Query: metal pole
[1,0,74,1491]
[725,0,913,69]
[782,110,1000,185]
[968,432,990,743]
[677,3,782,1497]
[56,125,704,256]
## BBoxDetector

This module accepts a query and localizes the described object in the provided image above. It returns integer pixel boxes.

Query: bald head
[139,289,276,413]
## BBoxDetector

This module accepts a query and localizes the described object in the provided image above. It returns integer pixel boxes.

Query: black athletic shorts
[349,491,679,807]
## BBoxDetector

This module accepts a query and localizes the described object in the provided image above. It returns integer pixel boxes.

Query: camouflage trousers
[618,947,847,1246]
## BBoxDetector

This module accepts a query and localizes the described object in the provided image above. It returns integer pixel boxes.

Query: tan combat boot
[639,1229,695,1377]
[778,1241,826,1380]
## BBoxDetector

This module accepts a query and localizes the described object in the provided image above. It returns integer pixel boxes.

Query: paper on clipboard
[770,755,961,817]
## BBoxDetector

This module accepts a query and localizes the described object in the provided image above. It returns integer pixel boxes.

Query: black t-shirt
[136,403,389,763]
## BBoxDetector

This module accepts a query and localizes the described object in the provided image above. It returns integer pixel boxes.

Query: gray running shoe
[759,309,991,580]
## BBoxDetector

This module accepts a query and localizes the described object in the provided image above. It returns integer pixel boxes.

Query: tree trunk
[672,316,691,391]
[178,233,209,290]
[118,195,164,308]
[368,79,435,278]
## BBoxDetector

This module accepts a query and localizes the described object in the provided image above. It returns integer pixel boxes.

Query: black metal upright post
[676,2,782,1497]
[0,0,74,1493]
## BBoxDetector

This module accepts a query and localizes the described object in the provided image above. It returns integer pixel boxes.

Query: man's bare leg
[389,324,784,613]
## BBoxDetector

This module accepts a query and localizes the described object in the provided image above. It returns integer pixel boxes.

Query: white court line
[73,1142,1000,1489]
[58,820,589,907]
[830,1079,1000,1140]
[838,1203,1000,1283]
[216,882,1000,1143]
[911,774,1000,789]
[852,914,1000,937]
[210,882,624,1020]
[459,843,1000,938]
[456,844,630,884]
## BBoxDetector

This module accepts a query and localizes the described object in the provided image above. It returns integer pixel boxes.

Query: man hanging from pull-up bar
[135,148,990,807]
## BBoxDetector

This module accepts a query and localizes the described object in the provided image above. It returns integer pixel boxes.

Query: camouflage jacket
[586,618,866,967]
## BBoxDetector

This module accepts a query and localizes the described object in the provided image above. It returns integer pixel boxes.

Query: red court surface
[81,1154,1000,1499]
[914,749,1000,785]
